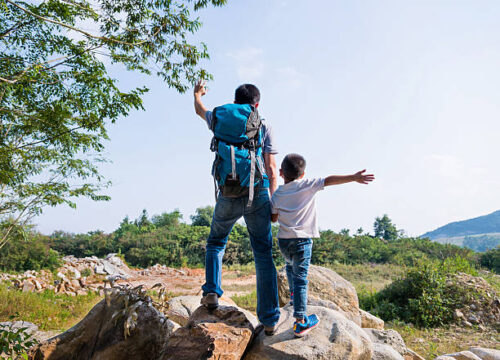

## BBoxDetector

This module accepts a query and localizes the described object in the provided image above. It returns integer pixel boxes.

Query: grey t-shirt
[271,178,325,239]
[205,111,278,154]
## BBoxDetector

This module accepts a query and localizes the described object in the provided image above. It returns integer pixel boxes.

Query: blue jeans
[278,238,313,319]
[202,189,280,327]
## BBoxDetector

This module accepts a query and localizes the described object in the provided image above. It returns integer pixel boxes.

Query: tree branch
[6,0,165,47]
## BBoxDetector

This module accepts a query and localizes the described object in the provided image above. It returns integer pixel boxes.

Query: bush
[0,325,37,360]
[361,258,476,327]
[479,247,500,274]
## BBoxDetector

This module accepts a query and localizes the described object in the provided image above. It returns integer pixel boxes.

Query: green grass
[0,283,102,331]
[231,290,257,313]
[327,263,406,292]
[223,263,256,278]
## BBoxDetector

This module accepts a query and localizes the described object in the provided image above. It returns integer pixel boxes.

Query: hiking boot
[200,293,218,310]
[293,314,320,337]
[264,325,276,336]
[255,324,276,336]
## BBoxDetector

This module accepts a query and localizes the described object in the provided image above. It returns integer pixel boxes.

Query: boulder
[22,280,35,292]
[440,351,483,360]
[372,343,404,360]
[245,305,373,360]
[360,309,384,330]
[404,348,425,360]
[308,297,360,324]
[166,295,238,326]
[277,265,361,325]
[28,287,173,360]
[0,321,38,336]
[161,305,255,360]
[363,329,406,356]
[469,348,500,360]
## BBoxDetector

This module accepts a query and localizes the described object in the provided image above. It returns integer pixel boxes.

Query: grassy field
[0,283,102,331]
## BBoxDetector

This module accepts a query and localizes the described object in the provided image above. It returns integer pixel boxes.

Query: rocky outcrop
[28,286,173,360]
[1,254,133,297]
[360,309,384,330]
[162,305,255,360]
[449,272,500,329]
[166,295,237,326]
[277,265,362,325]
[437,349,500,360]
[436,351,483,360]
[469,347,500,360]
[372,343,404,360]
[363,329,407,357]
[245,305,373,360]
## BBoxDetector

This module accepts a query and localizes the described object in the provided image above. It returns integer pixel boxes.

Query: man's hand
[194,79,208,120]
[353,169,375,184]
[194,79,207,98]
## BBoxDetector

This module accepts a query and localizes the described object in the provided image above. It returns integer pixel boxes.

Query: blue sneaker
[293,314,320,337]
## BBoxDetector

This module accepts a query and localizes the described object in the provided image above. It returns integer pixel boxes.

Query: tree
[374,214,398,241]
[190,206,214,227]
[0,0,226,248]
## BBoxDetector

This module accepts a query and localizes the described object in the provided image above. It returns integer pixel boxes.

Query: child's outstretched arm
[325,169,375,186]
[193,79,208,120]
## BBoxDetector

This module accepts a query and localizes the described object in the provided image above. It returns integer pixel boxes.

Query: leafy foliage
[0,0,226,249]
[479,246,500,274]
[360,257,479,327]
[0,324,37,360]
[373,214,399,241]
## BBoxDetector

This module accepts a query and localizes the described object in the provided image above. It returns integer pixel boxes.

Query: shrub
[0,325,38,359]
[361,258,476,327]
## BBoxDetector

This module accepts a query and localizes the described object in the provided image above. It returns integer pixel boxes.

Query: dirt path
[115,267,256,297]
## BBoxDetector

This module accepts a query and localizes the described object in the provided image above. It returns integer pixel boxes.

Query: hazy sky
[36,0,500,236]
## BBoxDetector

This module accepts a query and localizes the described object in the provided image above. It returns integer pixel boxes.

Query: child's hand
[194,79,207,97]
[353,169,375,184]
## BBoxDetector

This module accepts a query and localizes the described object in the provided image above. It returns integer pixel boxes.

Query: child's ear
[279,168,284,178]
[299,172,305,179]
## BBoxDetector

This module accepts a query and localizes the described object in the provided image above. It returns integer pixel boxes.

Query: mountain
[421,210,500,252]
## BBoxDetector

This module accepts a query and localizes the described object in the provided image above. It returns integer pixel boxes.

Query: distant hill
[421,210,500,252]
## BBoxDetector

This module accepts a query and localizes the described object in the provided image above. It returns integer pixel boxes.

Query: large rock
[166,295,237,326]
[28,287,173,360]
[360,309,384,330]
[372,343,404,360]
[469,347,500,360]
[363,329,406,356]
[161,305,255,360]
[245,305,373,360]
[439,351,483,360]
[277,265,361,325]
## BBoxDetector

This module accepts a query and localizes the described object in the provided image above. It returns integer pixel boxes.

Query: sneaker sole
[294,319,320,338]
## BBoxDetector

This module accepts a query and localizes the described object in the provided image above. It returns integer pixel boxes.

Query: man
[194,80,280,335]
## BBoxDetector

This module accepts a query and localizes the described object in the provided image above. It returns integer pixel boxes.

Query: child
[271,153,374,337]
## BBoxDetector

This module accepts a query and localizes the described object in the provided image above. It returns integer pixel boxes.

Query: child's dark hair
[281,153,306,181]
[235,84,260,105]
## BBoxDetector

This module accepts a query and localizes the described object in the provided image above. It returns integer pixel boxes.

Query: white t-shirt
[271,178,325,239]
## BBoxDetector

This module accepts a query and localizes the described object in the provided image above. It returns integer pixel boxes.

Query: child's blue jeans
[278,237,313,319]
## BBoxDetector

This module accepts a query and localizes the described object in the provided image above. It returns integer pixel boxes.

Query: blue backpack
[210,103,267,206]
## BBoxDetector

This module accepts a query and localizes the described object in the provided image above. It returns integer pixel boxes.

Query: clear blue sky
[37,0,500,236]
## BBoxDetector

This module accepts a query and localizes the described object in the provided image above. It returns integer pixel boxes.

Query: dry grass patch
[0,283,102,331]
[389,322,500,359]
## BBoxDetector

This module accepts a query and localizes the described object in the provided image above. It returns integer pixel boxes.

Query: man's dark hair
[235,84,260,105]
[281,153,306,181]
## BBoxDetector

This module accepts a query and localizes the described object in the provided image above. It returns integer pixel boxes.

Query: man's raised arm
[194,80,208,120]
[264,153,278,196]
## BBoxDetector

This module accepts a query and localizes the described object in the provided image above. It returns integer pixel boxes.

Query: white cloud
[227,47,264,82]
